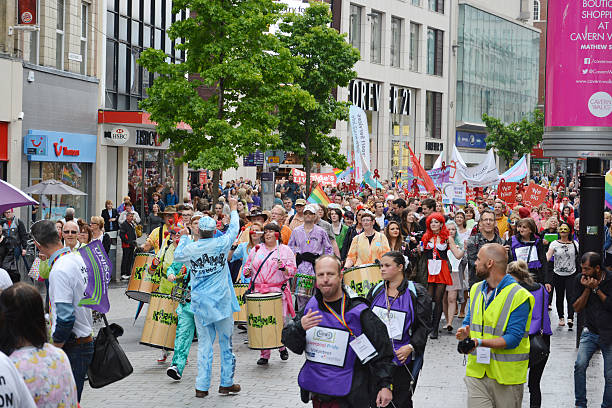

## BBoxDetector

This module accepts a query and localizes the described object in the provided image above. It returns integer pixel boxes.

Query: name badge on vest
[476,346,491,364]
[349,334,378,364]
[372,306,405,340]
[305,327,350,367]
[514,246,538,263]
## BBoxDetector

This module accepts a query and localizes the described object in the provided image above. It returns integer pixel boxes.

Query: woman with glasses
[89,216,111,254]
[76,220,92,248]
[546,221,579,329]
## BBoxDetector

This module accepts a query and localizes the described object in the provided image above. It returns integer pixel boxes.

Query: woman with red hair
[420,212,464,339]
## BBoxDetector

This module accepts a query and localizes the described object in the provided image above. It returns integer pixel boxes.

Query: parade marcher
[456,244,534,408]
[142,206,178,253]
[288,204,333,311]
[166,214,202,381]
[466,209,506,287]
[546,221,579,329]
[173,198,241,398]
[420,213,464,339]
[418,199,436,231]
[270,205,292,245]
[572,252,612,408]
[30,220,94,402]
[443,221,466,333]
[510,218,551,289]
[384,221,408,256]
[243,223,297,365]
[0,351,36,408]
[287,198,307,230]
[340,208,365,261]
[507,260,552,408]
[329,207,349,254]
[367,251,432,408]
[119,212,137,280]
[344,211,391,269]
[229,222,263,283]
[494,201,509,238]
[281,255,394,408]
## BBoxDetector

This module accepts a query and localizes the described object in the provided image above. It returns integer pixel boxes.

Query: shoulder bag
[528,285,550,368]
[87,315,133,388]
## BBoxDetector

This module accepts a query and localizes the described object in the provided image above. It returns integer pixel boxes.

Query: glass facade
[390,17,402,68]
[456,4,539,124]
[349,4,362,54]
[409,22,420,72]
[370,11,382,64]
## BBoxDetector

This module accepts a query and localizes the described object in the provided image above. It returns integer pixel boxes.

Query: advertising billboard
[18,0,37,25]
[543,0,612,158]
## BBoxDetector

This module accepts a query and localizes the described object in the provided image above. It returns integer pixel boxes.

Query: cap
[295,198,307,206]
[304,204,318,214]
[517,207,531,219]
[199,216,217,231]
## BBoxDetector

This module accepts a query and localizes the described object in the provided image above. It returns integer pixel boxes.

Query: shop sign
[24,130,97,163]
[425,142,443,151]
[109,127,130,145]
[456,131,487,149]
[389,86,410,115]
[348,79,381,112]
[136,130,164,147]
[18,0,37,25]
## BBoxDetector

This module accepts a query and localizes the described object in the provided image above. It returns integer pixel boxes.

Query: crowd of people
[1,170,612,408]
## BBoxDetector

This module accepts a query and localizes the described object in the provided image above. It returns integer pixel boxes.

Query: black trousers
[553,273,576,319]
[528,335,550,408]
[121,247,135,277]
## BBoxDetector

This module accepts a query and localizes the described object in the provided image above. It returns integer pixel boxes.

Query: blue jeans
[574,330,612,408]
[64,341,94,402]
[194,315,235,391]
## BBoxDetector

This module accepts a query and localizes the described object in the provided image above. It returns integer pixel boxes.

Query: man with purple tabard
[282,255,394,408]
[288,205,333,311]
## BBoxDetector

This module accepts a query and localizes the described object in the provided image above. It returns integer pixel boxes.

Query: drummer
[288,204,334,311]
[366,251,432,408]
[344,211,391,269]
[243,223,297,365]
[165,213,202,381]
[228,222,264,284]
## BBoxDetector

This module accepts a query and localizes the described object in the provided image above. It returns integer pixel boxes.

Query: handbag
[528,285,550,368]
[87,314,133,388]
[28,257,42,281]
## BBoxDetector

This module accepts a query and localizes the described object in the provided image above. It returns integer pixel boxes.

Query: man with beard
[466,209,507,287]
[456,244,534,408]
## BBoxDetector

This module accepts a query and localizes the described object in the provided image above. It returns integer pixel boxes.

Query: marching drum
[343,263,382,298]
[125,253,158,303]
[140,292,178,350]
[294,273,315,298]
[245,293,284,350]
[233,283,249,324]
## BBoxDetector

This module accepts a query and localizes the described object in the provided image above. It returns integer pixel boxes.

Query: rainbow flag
[307,184,331,207]
[605,169,612,210]
[333,167,353,182]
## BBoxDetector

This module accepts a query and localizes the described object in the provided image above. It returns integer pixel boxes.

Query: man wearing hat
[288,204,334,310]
[287,198,307,230]
[142,205,179,253]
[174,198,241,398]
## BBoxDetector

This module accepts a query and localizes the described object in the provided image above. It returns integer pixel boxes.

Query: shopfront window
[28,162,90,221]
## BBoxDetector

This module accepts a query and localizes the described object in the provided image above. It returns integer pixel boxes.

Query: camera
[457,338,476,354]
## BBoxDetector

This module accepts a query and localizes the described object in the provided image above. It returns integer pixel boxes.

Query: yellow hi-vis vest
[466,281,535,385]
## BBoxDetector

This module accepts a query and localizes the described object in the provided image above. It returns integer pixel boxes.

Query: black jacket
[573,269,612,343]
[119,222,137,249]
[282,289,394,407]
[466,232,507,287]
[366,279,432,356]
[101,208,119,232]
[340,226,362,261]
[2,217,27,251]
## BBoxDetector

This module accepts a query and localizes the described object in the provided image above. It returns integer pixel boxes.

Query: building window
[412,0,422,6]
[56,0,65,70]
[427,27,443,76]
[349,5,362,53]
[533,0,541,20]
[81,3,88,75]
[370,11,382,64]
[409,22,420,72]
[426,91,442,139]
[390,17,402,68]
[429,0,444,13]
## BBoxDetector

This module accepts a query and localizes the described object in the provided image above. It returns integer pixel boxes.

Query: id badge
[349,334,378,364]
[476,346,491,364]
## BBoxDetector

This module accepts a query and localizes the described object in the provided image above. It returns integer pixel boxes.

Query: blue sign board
[243,150,264,167]
[456,131,487,149]
[24,130,97,163]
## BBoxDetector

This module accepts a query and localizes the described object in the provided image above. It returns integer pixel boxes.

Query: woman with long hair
[76,220,92,247]
[0,283,78,406]
[148,203,164,234]
[329,208,348,254]
[420,213,464,339]
[401,209,419,243]
[464,206,477,230]
[510,218,551,288]
[385,221,406,253]
[453,210,470,318]
[340,208,365,262]
[442,221,465,333]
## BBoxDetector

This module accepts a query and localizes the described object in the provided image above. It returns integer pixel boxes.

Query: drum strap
[244,250,276,300]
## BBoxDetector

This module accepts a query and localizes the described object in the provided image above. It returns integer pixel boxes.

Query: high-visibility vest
[466,281,534,385]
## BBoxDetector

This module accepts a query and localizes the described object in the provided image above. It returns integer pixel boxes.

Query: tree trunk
[212,169,220,207]
[305,131,311,196]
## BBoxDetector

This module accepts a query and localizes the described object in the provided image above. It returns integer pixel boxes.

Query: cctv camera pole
[576,157,605,348]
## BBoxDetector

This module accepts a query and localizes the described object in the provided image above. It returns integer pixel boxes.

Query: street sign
[243,151,264,167]
[265,150,286,165]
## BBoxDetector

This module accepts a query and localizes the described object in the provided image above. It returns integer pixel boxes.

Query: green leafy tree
[138,0,312,204]
[482,109,543,165]
[276,2,359,193]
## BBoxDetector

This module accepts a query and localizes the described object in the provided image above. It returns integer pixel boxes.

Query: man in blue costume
[174,197,241,398]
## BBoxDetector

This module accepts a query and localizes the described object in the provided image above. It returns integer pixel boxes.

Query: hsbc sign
[109,127,130,145]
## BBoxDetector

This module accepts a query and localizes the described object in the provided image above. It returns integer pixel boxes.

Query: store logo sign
[588,91,612,118]
[53,138,80,157]
[109,127,130,145]
[136,130,163,147]
[26,134,47,155]
[348,79,381,112]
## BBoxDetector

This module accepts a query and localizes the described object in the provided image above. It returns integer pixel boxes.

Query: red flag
[408,145,436,194]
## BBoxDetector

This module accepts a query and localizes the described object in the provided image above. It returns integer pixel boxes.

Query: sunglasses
[63,230,78,235]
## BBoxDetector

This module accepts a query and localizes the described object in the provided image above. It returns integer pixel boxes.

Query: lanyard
[384,282,400,314]
[50,248,71,269]
[323,295,355,337]
[480,285,499,327]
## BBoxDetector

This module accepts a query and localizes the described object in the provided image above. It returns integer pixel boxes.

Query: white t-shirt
[49,252,93,338]
[0,268,12,290]
[0,351,37,408]
[549,240,579,276]
[375,215,386,231]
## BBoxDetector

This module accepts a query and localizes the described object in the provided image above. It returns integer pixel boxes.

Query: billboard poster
[18,0,37,25]
[545,0,612,127]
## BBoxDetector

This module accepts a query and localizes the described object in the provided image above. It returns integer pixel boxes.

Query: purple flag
[78,240,112,314]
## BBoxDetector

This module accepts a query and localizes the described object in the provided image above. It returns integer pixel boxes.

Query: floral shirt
[10,344,78,408]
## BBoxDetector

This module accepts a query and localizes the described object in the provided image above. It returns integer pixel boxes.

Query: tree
[138,0,312,204]
[276,2,359,194]
[482,109,544,165]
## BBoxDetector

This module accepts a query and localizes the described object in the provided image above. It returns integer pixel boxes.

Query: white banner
[349,105,371,182]
[450,145,500,188]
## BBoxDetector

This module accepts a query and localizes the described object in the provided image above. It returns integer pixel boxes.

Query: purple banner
[78,240,112,314]
[399,167,450,190]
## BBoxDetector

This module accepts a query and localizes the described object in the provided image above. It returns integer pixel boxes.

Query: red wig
[421,212,449,244]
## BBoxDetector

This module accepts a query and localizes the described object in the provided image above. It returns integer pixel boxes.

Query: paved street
[81,284,605,407]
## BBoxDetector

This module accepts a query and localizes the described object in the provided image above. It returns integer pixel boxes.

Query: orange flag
[408,145,436,194]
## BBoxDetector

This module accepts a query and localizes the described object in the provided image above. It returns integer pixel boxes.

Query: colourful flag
[605,169,612,210]
[408,145,436,194]
[307,184,331,207]
[78,240,112,314]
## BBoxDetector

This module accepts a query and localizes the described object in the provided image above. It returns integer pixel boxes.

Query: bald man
[457,243,534,408]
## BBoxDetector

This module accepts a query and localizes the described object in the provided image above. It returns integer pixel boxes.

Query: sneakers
[559,318,566,327]
[157,350,168,363]
[256,358,269,365]
[219,384,241,394]
[121,274,130,280]
[568,319,574,330]
[280,349,289,361]
[195,390,208,398]
[166,366,181,381]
